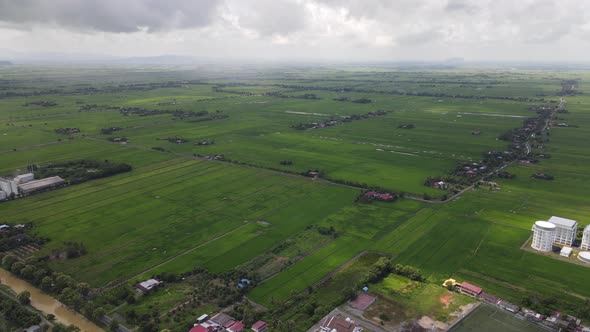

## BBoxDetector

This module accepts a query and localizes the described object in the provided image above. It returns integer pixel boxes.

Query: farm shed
[18,176,65,194]
[136,279,161,292]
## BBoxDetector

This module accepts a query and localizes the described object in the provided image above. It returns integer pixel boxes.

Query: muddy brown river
[0,268,103,332]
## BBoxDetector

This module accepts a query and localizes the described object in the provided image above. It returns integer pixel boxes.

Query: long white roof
[548,216,577,228]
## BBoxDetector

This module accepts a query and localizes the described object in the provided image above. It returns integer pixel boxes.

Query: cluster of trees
[24,101,57,107]
[0,294,40,328]
[100,127,123,134]
[271,83,546,102]
[54,128,81,135]
[291,111,388,130]
[496,171,516,179]
[559,80,579,96]
[333,97,372,103]
[119,106,209,119]
[51,241,87,259]
[360,257,425,286]
[292,93,321,100]
[316,225,337,237]
[188,114,229,123]
[79,104,119,112]
[532,173,554,180]
[279,160,293,166]
[0,225,46,252]
[33,159,132,184]
[157,136,188,144]
[427,104,556,193]
[1,253,133,325]
[133,268,245,331]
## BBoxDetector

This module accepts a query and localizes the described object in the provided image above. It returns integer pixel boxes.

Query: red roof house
[227,321,245,332]
[459,282,482,297]
[251,320,267,332]
[189,326,211,332]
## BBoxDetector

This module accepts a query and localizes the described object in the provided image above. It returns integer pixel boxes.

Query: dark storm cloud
[0,0,221,32]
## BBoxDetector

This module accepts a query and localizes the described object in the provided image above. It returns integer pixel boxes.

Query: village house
[189,312,248,332]
[136,279,162,293]
[459,281,482,297]
[320,315,363,332]
[479,292,499,304]
[227,321,245,332]
[497,300,520,313]
[251,320,267,332]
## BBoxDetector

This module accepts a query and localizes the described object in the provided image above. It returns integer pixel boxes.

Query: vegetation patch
[54,127,81,135]
[33,159,132,184]
[291,110,388,130]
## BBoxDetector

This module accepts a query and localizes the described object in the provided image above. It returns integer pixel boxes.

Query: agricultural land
[1,65,590,331]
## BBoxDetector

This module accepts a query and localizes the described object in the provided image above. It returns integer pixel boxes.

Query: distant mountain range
[0,60,12,66]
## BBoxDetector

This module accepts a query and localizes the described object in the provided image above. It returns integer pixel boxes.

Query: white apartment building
[581,225,590,250]
[532,221,556,252]
[548,216,578,246]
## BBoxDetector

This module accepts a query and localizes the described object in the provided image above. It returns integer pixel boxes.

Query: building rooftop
[252,321,266,329]
[460,282,483,294]
[535,221,556,229]
[211,312,235,327]
[480,292,499,303]
[227,321,245,332]
[561,247,573,256]
[498,300,520,312]
[548,216,577,228]
[323,315,362,332]
[188,326,211,332]
[15,173,34,183]
[18,176,65,192]
[138,279,161,290]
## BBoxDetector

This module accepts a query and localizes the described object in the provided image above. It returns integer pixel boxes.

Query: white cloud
[0,0,589,62]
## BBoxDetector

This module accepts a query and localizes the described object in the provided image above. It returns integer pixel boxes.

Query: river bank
[0,268,103,332]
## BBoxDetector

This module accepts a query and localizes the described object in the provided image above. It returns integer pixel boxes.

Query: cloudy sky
[0,0,589,62]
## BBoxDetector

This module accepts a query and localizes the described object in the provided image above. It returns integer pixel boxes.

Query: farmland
[1,65,590,331]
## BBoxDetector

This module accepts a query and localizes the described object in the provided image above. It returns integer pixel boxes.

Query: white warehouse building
[581,225,590,250]
[531,221,556,252]
[0,179,18,196]
[548,216,578,246]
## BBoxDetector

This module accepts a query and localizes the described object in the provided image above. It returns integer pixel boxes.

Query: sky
[0,0,589,62]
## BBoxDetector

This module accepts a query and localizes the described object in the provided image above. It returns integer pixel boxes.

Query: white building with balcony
[548,216,577,246]
[581,225,590,250]
[531,221,556,252]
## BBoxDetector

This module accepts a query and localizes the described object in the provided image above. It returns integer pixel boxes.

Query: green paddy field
[1,65,590,330]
